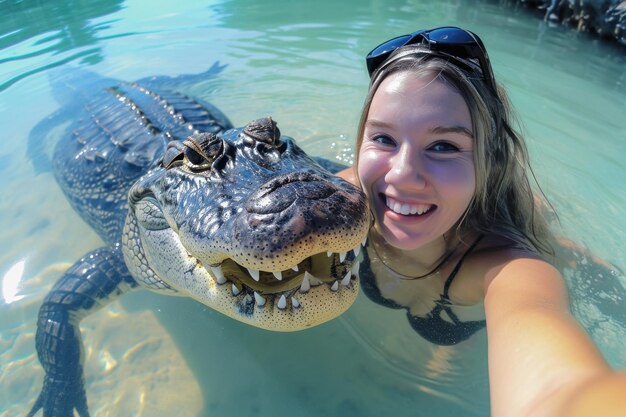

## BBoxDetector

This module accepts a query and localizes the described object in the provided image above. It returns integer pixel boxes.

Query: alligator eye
[182,132,223,171]
[243,116,281,146]
[184,147,208,168]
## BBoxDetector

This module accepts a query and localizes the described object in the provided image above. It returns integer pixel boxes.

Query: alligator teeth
[362,236,367,247]
[231,284,240,296]
[351,261,360,277]
[210,265,227,284]
[324,244,363,263]
[309,274,324,287]
[273,271,283,281]
[300,272,311,293]
[341,271,351,287]
[248,268,260,282]
[309,274,323,286]
[291,296,300,308]
[330,280,339,292]
[291,265,299,272]
[277,294,287,310]
[254,291,266,307]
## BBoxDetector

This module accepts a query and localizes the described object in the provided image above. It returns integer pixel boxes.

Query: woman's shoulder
[454,233,557,301]
[335,166,358,185]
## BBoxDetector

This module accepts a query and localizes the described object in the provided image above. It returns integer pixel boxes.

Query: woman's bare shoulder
[449,233,548,300]
[336,166,357,185]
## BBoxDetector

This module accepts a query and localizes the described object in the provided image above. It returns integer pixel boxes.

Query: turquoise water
[1,0,625,416]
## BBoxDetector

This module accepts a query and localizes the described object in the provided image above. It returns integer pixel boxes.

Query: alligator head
[123,117,370,330]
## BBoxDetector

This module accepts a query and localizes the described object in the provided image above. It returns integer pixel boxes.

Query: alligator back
[54,79,233,245]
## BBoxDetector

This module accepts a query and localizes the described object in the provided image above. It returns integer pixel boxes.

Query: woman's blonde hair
[355,51,556,256]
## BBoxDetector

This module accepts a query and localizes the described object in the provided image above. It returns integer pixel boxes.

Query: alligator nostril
[243,116,281,145]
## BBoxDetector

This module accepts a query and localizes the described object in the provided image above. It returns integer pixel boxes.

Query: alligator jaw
[123,209,367,330]
[209,241,365,294]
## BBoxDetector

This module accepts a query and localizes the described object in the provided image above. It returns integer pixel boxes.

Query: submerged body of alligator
[27,66,370,417]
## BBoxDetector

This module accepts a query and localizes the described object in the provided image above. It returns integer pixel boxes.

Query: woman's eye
[371,134,396,146]
[428,142,460,152]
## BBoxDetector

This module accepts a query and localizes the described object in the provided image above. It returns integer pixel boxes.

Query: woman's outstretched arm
[484,255,626,417]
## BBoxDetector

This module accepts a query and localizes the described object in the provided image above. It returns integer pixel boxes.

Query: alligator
[27,66,370,417]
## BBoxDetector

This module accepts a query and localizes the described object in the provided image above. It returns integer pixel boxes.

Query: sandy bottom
[1,294,202,417]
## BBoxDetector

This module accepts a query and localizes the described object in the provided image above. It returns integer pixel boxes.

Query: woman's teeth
[385,196,433,216]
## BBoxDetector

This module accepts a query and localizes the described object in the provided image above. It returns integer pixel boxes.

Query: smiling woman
[338,26,626,417]
[358,73,476,254]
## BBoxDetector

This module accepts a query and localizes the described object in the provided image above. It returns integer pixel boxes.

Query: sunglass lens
[367,34,412,58]
[427,27,475,44]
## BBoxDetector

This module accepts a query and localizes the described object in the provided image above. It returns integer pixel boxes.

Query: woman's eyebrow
[364,119,394,129]
[365,120,474,138]
[429,126,474,138]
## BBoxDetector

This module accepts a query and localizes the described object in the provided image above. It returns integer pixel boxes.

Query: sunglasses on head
[365,26,496,93]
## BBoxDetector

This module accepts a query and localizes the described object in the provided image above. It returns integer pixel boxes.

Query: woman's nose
[386,147,427,189]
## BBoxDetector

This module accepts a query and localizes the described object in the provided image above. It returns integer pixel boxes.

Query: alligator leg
[27,244,137,417]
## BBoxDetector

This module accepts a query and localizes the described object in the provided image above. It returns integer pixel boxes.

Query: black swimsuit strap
[359,235,487,345]
[442,235,484,298]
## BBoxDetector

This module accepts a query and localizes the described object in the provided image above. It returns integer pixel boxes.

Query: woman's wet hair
[355,51,556,257]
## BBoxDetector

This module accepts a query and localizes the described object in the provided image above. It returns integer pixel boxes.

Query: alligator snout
[245,173,337,215]
[230,170,367,266]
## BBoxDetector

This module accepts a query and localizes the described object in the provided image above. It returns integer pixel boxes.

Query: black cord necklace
[370,238,460,281]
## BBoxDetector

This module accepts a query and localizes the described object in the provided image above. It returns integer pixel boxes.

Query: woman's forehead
[368,72,471,129]
[375,70,459,97]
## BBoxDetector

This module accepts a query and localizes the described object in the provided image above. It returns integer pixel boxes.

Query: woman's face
[357,72,476,251]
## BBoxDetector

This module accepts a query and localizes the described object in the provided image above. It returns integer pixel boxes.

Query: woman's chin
[375,224,435,251]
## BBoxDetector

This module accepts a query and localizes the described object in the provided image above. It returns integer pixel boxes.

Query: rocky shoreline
[503,0,625,46]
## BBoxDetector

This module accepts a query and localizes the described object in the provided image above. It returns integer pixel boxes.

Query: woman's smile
[384,195,435,216]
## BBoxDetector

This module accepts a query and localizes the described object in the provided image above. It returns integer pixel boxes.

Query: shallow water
[1,0,625,416]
